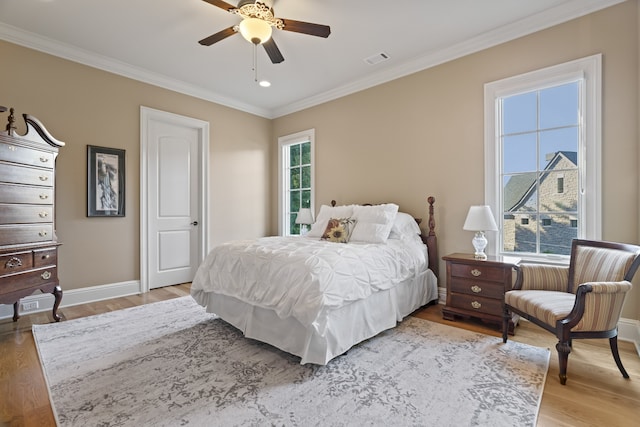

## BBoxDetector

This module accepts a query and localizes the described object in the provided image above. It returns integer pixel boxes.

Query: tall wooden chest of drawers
[0,109,64,321]
[442,253,519,334]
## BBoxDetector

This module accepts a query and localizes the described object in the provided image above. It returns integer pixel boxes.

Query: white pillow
[307,204,354,237]
[389,212,422,240]
[349,204,399,243]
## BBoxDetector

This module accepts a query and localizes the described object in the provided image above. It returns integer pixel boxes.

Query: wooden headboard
[328,196,439,280]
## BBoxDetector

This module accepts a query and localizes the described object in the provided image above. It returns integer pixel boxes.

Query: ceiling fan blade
[198,26,237,46]
[281,19,330,38]
[201,0,237,12]
[263,38,284,64]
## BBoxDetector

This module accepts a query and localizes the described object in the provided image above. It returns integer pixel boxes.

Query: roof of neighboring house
[503,151,577,212]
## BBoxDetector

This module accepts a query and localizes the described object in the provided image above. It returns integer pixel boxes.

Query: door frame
[139,106,210,293]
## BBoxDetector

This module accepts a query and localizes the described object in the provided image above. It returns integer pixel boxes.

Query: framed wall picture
[87,145,125,217]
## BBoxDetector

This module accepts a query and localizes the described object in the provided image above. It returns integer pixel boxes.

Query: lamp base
[471,231,488,260]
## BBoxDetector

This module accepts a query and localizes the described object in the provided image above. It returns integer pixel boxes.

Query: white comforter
[191,235,429,327]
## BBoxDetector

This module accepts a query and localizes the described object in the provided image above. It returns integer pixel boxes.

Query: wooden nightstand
[442,253,519,335]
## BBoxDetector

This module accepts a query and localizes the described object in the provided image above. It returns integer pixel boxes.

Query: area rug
[33,296,549,427]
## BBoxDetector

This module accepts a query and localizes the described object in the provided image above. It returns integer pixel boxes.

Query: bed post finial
[331,200,336,207]
[427,196,436,237]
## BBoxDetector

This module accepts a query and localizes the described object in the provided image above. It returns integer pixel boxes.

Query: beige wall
[272,1,640,319]
[1,1,639,320]
[0,40,272,291]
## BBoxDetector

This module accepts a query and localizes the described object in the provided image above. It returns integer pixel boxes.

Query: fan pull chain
[253,43,258,83]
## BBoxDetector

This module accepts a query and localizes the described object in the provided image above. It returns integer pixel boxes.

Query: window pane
[290,190,300,213]
[506,213,538,253]
[290,214,300,235]
[540,214,576,255]
[540,82,578,129]
[539,128,578,170]
[503,172,537,212]
[301,190,311,209]
[290,144,301,166]
[503,92,537,134]
[301,165,311,188]
[290,167,300,190]
[301,142,311,165]
[503,133,537,173]
[539,170,578,214]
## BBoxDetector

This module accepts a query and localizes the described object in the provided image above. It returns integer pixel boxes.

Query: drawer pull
[39,194,49,200]
[5,257,23,269]
[39,176,49,181]
[39,231,48,237]
[40,157,49,163]
[39,211,49,218]
[41,271,52,280]
[42,254,50,259]
[9,145,17,151]
[470,269,482,277]
[471,301,482,309]
[470,285,482,293]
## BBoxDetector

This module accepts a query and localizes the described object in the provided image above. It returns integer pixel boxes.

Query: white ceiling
[0,0,623,118]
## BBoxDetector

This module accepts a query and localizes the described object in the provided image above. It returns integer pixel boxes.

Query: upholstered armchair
[503,239,640,385]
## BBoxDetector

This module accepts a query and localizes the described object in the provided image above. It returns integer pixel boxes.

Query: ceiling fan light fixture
[239,18,272,44]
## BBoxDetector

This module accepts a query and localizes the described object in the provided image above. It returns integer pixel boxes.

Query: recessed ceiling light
[259,80,271,87]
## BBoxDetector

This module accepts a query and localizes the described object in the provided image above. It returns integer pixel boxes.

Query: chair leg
[609,335,630,379]
[556,341,571,385]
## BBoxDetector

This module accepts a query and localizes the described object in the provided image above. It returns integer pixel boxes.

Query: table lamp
[463,205,498,259]
[295,208,314,235]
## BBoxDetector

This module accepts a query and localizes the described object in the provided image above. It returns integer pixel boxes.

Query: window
[278,129,315,236]
[484,55,601,262]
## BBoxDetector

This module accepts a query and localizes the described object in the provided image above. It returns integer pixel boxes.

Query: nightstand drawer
[450,263,506,281]
[449,277,504,299]
[449,293,502,316]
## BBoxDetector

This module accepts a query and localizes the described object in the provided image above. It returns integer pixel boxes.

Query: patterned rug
[33,296,549,426]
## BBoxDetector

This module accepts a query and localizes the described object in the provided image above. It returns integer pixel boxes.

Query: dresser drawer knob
[38,231,48,237]
[471,285,482,293]
[39,194,49,200]
[39,212,49,218]
[471,301,482,309]
[42,254,50,259]
[39,176,49,181]
[5,257,23,269]
[41,271,52,280]
[40,157,49,163]
[470,269,482,277]
[9,145,17,151]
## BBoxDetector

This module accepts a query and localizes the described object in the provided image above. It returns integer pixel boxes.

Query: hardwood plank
[1,284,638,426]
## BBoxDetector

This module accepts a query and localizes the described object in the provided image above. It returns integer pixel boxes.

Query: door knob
[191,221,198,226]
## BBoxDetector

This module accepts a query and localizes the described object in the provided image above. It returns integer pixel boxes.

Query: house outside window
[484,55,601,262]
[278,129,315,236]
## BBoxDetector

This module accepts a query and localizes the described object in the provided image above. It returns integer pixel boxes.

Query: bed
[191,197,439,365]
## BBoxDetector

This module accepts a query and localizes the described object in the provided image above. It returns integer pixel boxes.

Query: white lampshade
[463,205,498,232]
[239,18,272,44]
[295,208,314,225]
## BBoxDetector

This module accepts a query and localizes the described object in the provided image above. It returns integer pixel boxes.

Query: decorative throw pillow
[349,203,399,243]
[321,217,356,243]
[307,204,354,238]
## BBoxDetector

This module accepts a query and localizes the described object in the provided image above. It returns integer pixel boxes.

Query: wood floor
[1,283,639,427]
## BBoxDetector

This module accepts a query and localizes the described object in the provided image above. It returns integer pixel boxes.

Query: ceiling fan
[198,0,331,64]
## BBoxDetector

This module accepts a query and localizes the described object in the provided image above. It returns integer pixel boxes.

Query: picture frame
[87,145,125,217]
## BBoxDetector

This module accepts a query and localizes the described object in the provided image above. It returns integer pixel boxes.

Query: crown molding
[0,0,625,120]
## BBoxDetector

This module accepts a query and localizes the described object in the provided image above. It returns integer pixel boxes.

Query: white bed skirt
[191,269,438,365]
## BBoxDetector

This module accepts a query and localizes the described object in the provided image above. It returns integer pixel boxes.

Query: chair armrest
[513,264,569,291]
[561,281,632,331]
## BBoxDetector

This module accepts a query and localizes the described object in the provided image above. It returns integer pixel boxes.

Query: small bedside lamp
[463,205,499,260]
[295,208,314,235]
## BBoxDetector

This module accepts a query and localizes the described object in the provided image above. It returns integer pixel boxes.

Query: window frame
[484,54,601,263]
[278,129,315,236]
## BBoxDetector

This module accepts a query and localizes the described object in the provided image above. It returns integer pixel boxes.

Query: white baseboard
[4,282,640,358]
[0,280,142,321]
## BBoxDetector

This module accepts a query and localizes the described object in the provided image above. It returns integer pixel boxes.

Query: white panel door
[141,108,208,290]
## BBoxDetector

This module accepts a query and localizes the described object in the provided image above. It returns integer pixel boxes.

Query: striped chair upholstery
[503,239,640,385]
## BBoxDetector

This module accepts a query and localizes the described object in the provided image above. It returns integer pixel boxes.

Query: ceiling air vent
[364,52,390,65]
